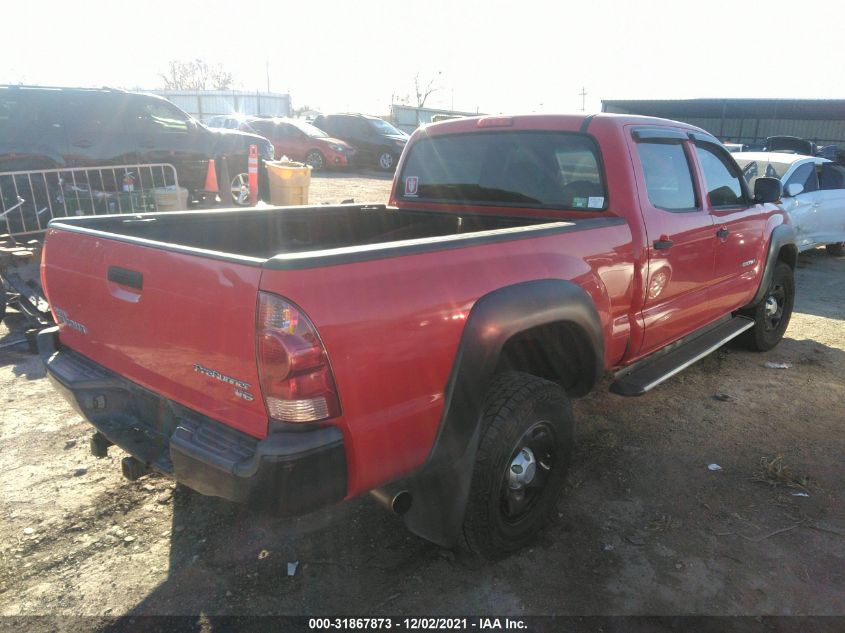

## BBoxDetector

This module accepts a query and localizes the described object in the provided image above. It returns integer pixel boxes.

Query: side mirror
[785,183,804,197]
[754,177,782,203]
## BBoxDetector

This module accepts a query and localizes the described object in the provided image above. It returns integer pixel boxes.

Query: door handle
[108,266,143,290]
[716,227,730,239]
[653,239,673,250]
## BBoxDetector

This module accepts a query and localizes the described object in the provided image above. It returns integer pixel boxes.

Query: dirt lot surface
[1,174,843,628]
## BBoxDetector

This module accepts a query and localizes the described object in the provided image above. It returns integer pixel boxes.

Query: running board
[610,316,755,397]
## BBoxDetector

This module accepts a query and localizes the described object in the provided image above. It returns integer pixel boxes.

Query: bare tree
[414,72,441,108]
[159,59,234,91]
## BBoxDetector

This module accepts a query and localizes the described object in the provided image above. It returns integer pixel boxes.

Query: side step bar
[610,316,755,397]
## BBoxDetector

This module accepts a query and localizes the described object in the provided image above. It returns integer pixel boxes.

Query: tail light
[256,292,340,423]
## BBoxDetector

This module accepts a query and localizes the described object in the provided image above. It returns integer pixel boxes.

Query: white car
[734,152,845,255]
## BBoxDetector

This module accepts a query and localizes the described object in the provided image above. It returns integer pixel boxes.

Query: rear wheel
[377,150,396,171]
[230,173,250,206]
[825,242,844,257]
[305,150,325,171]
[461,371,573,560]
[739,262,795,352]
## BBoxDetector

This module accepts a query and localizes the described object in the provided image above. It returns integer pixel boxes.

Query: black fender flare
[399,279,604,547]
[747,224,797,308]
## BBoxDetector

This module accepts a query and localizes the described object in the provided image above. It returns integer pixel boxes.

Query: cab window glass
[0,94,63,135]
[820,163,845,190]
[636,142,697,211]
[249,120,275,136]
[785,163,818,193]
[63,94,125,134]
[695,144,745,206]
[399,131,606,210]
[141,101,190,133]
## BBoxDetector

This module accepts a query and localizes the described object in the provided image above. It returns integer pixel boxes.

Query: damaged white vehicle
[735,152,845,256]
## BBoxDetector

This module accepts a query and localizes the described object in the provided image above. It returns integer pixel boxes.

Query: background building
[390,104,482,133]
[602,99,845,147]
[154,90,291,123]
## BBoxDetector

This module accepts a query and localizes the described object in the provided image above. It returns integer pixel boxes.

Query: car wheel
[305,150,325,171]
[739,261,795,352]
[230,173,250,206]
[825,242,845,257]
[377,150,396,171]
[461,371,574,560]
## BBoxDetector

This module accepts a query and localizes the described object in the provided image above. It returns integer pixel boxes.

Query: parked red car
[241,117,356,170]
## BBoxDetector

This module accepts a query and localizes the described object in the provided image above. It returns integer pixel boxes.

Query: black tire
[461,371,574,560]
[376,149,396,172]
[0,284,6,324]
[825,242,845,257]
[739,262,795,352]
[305,150,325,171]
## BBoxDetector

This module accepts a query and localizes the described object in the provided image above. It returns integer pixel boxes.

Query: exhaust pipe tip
[391,490,413,516]
[371,488,413,516]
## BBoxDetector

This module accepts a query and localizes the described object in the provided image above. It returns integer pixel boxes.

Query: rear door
[816,162,845,246]
[630,128,718,355]
[692,140,767,314]
[276,122,308,161]
[43,228,269,438]
[62,93,136,169]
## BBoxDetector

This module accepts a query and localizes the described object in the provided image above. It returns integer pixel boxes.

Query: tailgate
[42,228,268,439]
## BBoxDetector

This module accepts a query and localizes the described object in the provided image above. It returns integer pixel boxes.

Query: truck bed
[49,204,567,263]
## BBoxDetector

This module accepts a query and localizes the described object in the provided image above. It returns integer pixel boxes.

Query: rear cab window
[397,131,607,211]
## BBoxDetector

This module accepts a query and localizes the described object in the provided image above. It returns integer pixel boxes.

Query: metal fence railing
[0,163,180,240]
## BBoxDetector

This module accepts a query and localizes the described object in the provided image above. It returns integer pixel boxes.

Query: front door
[128,97,206,192]
[692,141,767,315]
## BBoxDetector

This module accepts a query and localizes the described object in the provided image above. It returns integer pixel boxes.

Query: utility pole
[266,61,270,93]
[580,86,588,112]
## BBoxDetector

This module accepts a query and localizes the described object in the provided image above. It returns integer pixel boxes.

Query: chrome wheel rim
[500,421,556,523]
[231,173,250,205]
[763,283,785,332]
[379,152,393,170]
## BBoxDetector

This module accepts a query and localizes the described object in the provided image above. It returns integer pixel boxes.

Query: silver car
[734,151,845,255]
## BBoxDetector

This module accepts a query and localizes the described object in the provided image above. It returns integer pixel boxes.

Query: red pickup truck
[38,114,796,559]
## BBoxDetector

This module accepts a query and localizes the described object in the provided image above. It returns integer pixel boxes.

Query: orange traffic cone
[204,159,218,192]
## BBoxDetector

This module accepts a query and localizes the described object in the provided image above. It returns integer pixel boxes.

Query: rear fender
[400,279,604,547]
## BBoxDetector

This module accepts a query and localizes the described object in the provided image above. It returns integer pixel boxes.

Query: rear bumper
[37,327,347,516]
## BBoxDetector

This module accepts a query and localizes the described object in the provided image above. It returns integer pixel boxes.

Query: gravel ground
[1,175,843,628]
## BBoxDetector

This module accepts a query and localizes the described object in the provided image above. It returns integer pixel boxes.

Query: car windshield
[734,158,793,188]
[369,118,406,137]
[290,120,328,138]
[398,131,607,210]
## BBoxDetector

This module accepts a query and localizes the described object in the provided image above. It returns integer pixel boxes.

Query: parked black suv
[0,85,274,203]
[312,113,408,171]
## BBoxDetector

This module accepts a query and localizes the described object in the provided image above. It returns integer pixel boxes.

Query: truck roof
[419,112,713,138]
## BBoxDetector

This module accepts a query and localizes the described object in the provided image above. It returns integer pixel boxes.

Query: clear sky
[4,0,844,116]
